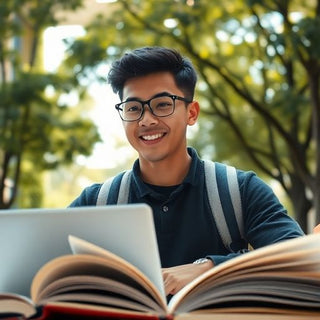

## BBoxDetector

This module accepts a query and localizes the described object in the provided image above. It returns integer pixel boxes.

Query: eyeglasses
[115,94,192,122]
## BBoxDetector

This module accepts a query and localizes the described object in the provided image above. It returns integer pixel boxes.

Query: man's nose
[139,104,158,126]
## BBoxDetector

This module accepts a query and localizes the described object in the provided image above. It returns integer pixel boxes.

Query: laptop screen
[0,204,164,298]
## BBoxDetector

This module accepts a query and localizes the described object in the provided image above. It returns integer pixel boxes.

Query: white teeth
[142,133,163,141]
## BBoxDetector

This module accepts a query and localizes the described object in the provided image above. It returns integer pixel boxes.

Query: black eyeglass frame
[115,94,192,122]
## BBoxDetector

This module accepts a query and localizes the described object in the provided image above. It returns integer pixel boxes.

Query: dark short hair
[107,46,197,101]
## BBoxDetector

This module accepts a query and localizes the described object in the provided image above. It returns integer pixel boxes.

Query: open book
[1,234,320,320]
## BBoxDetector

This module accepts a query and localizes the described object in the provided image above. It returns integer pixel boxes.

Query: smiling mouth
[140,133,165,141]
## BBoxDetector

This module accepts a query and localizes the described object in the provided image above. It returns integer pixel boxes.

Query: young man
[69,46,304,296]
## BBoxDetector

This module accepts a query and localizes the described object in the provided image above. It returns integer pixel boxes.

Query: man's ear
[187,101,200,126]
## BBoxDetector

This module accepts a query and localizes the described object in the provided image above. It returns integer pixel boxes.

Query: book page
[176,308,320,320]
[187,247,320,295]
[0,293,36,318]
[31,253,167,313]
[169,233,320,313]
[175,271,320,313]
[37,274,164,313]
[67,235,167,309]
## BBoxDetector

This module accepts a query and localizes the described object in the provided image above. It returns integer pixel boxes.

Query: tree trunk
[287,174,312,233]
[313,184,320,228]
[0,151,21,209]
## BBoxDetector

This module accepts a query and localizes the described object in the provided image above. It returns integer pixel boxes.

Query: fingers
[162,268,184,295]
[162,261,214,296]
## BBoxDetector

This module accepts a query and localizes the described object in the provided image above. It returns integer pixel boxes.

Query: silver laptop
[0,204,164,298]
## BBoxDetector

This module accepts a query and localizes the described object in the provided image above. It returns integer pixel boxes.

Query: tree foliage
[64,0,319,231]
[0,0,101,208]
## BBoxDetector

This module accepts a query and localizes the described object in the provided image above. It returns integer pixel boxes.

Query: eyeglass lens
[121,96,175,121]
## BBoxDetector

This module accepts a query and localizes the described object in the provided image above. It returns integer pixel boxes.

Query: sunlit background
[1,0,318,232]
[43,26,132,170]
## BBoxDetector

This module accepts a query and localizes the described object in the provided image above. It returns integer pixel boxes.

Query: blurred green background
[0,0,319,232]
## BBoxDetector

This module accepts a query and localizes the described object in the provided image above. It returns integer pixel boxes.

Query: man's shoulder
[204,159,257,181]
[69,183,102,207]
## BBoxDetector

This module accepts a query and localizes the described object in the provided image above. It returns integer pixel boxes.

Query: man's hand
[162,259,214,296]
[314,224,320,233]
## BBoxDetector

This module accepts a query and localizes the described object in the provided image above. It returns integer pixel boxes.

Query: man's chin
[138,150,167,164]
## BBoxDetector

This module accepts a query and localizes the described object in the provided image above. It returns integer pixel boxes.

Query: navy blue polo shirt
[69,147,304,267]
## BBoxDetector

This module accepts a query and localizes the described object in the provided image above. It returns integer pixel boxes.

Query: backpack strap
[97,161,245,253]
[96,170,132,205]
[203,160,245,252]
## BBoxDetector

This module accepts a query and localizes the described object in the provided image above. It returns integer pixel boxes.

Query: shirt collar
[131,147,202,198]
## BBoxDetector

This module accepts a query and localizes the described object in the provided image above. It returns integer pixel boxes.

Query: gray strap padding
[226,165,244,239]
[96,170,132,205]
[116,170,132,204]
[204,160,233,250]
[97,159,243,252]
[96,177,113,206]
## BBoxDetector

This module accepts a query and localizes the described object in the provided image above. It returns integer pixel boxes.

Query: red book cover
[33,304,171,320]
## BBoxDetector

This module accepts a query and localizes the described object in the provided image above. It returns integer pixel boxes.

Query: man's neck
[139,151,192,186]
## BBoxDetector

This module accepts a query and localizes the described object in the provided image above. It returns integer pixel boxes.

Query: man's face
[120,71,198,165]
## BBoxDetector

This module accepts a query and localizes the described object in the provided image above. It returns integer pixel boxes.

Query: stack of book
[1,233,320,320]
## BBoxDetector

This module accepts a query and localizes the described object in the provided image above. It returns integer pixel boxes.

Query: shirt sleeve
[242,172,304,245]
[208,171,304,266]
[207,250,250,266]
[68,184,101,207]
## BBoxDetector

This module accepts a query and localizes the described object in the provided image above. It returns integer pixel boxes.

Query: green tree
[65,0,319,232]
[0,0,101,208]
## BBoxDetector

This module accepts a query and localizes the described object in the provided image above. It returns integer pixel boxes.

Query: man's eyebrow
[152,91,172,98]
[123,91,172,102]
